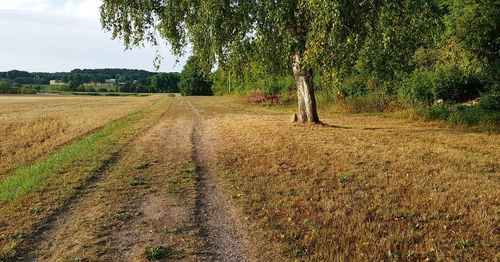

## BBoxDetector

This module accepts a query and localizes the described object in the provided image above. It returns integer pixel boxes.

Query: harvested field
[0,95,498,261]
[189,96,500,261]
[0,95,161,176]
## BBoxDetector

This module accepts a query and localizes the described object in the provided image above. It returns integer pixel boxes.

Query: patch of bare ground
[188,97,500,261]
[23,97,204,261]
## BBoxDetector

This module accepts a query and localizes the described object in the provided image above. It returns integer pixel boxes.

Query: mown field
[191,97,500,261]
[0,95,160,176]
[0,95,498,261]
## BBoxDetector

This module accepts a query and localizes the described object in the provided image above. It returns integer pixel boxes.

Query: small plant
[130,176,146,186]
[144,246,183,260]
[455,239,477,249]
[145,246,167,260]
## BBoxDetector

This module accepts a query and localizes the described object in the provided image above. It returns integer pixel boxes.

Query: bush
[398,67,483,105]
[97,87,108,92]
[86,87,96,92]
[339,76,368,98]
[479,93,500,111]
[76,85,86,92]
[419,104,500,126]
[431,67,482,103]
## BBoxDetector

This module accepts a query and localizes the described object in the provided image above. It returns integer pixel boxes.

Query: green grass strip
[0,99,163,202]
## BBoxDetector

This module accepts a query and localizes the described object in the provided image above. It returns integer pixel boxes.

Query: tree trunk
[292,52,320,123]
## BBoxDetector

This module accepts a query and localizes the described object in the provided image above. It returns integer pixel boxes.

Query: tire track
[182,97,252,262]
[14,151,123,261]
[16,101,172,261]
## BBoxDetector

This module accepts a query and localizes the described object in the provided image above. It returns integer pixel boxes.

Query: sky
[0,0,187,72]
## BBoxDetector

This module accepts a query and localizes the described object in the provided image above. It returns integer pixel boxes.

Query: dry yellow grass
[0,95,161,176]
[189,97,500,261]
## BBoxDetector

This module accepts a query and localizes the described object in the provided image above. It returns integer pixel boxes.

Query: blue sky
[0,0,187,72]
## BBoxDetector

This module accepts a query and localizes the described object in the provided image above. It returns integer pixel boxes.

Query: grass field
[0,95,498,261]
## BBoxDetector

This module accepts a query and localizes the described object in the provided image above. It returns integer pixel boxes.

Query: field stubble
[0,95,161,176]
[188,97,500,261]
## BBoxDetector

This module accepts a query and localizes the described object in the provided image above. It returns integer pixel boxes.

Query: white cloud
[0,0,101,20]
[0,0,51,12]
[64,0,101,19]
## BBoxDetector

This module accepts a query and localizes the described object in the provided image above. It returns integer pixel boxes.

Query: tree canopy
[178,56,213,96]
[100,0,499,122]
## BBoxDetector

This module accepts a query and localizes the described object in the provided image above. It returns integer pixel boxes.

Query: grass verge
[0,98,169,260]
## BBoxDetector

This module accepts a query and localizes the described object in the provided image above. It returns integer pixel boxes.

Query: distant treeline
[0,69,180,93]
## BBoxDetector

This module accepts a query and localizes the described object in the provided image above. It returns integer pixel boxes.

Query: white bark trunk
[292,53,320,123]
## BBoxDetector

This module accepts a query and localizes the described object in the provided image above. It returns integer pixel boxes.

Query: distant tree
[120,81,134,93]
[68,81,79,91]
[150,72,180,93]
[13,77,34,85]
[76,85,86,92]
[0,79,13,94]
[178,56,213,96]
[117,75,127,84]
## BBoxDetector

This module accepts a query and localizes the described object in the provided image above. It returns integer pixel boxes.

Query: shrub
[479,93,500,111]
[76,85,86,92]
[398,67,483,105]
[86,87,96,92]
[419,104,500,126]
[431,67,482,103]
[339,76,368,98]
[145,246,167,260]
[398,70,434,105]
[98,87,108,92]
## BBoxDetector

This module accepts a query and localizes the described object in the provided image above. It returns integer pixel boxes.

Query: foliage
[398,66,483,105]
[150,72,180,93]
[98,0,498,119]
[419,104,500,126]
[0,79,14,94]
[0,69,181,94]
[144,246,168,260]
[479,92,500,111]
[178,57,213,96]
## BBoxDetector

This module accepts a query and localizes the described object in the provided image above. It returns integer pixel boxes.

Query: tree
[150,72,180,93]
[178,56,213,96]
[0,79,13,94]
[100,0,374,123]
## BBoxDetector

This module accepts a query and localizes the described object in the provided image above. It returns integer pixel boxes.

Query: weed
[166,162,196,196]
[130,176,147,186]
[28,207,41,214]
[144,246,183,261]
[455,239,477,249]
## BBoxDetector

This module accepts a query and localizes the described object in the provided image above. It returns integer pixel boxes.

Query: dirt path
[183,97,252,262]
[15,96,252,261]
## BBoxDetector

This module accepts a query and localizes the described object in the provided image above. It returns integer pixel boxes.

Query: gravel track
[183,98,252,262]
